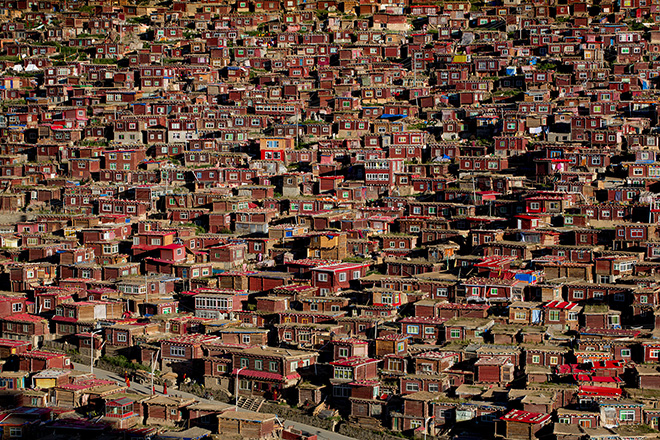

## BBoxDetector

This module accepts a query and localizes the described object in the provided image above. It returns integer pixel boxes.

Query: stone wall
[41,340,86,364]
[179,382,232,402]
[260,402,407,440]
[337,423,407,440]
[260,402,336,432]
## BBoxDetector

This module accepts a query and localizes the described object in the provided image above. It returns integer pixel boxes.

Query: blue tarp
[514,273,536,283]
[380,114,407,119]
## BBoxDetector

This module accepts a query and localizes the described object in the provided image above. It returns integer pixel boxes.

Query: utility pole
[235,367,246,410]
[150,349,160,395]
[90,329,102,375]
[424,416,435,440]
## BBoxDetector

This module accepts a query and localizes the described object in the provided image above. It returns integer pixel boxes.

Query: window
[9,428,21,438]
[532,355,541,364]
[549,310,560,321]
[317,273,327,282]
[240,358,249,368]
[12,303,21,313]
[338,273,347,282]
[333,385,351,398]
[620,349,631,357]
[255,359,263,370]
[579,419,591,428]
[630,229,644,238]
[406,325,419,335]
[406,382,420,392]
[620,410,635,422]
[450,329,460,339]
[170,346,185,357]
[334,366,353,380]
[269,361,277,372]
[117,333,127,342]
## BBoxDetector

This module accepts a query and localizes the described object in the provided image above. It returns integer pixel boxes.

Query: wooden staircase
[235,396,265,412]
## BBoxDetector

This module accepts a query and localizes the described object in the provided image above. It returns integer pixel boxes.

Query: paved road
[73,362,358,440]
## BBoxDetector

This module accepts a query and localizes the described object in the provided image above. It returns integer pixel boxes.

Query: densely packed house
[1,0,660,439]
